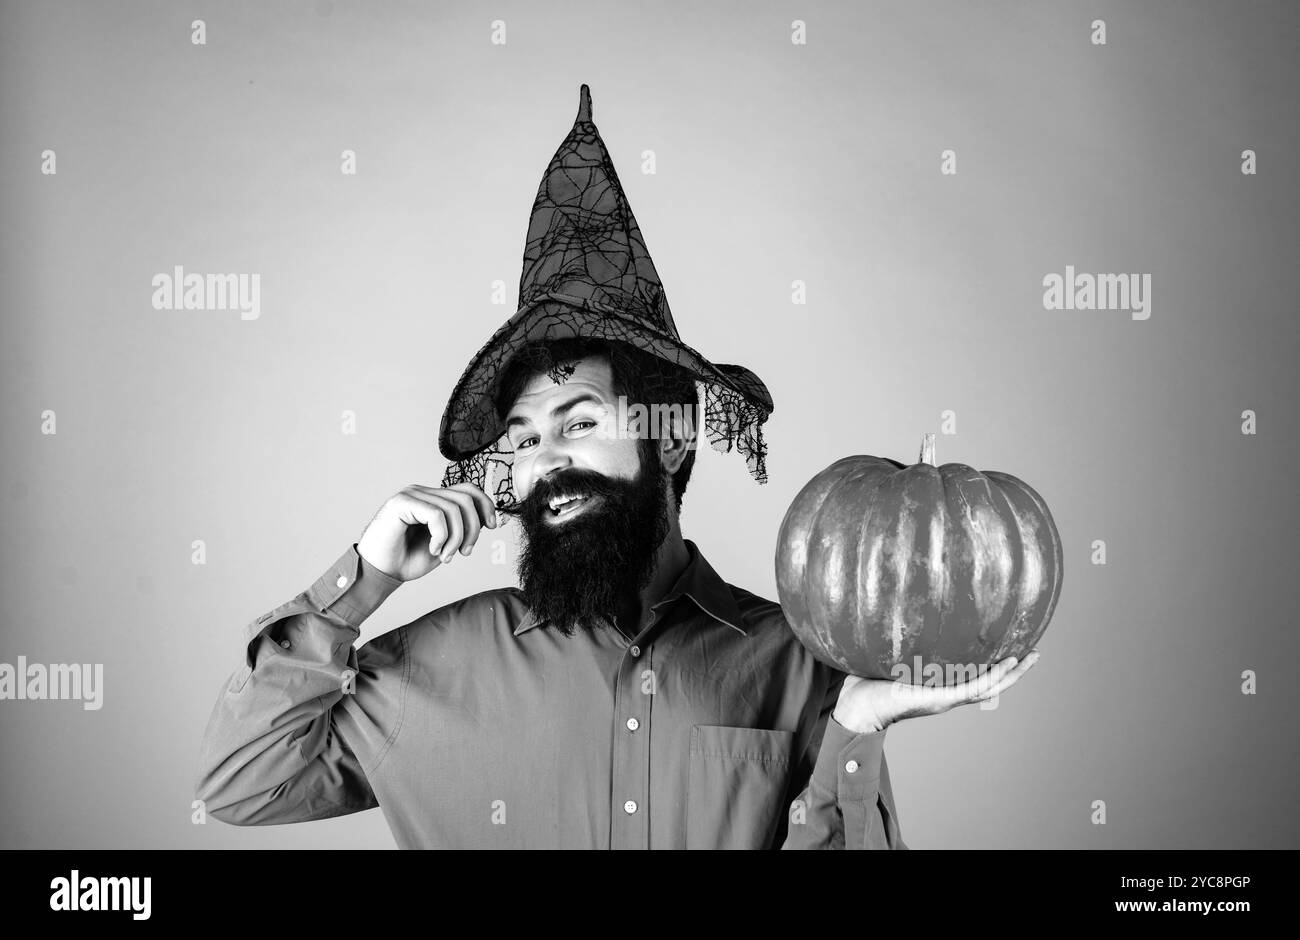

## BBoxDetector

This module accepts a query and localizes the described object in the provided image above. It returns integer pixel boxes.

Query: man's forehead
[509,355,614,412]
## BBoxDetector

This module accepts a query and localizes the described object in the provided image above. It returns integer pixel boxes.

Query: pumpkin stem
[919,433,935,466]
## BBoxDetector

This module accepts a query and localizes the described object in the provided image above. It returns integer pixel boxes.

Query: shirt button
[336,575,348,589]
[845,759,860,774]
[626,717,640,732]
[623,800,637,815]
[280,639,291,649]
[629,645,641,658]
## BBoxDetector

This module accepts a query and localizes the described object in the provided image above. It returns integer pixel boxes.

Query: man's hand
[832,651,1042,734]
[356,483,498,582]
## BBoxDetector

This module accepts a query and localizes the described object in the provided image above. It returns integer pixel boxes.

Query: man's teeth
[549,494,588,514]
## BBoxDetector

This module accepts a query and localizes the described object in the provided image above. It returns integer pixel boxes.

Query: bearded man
[196,86,1035,849]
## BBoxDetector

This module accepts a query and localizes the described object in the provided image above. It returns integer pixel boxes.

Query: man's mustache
[501,468,627,519]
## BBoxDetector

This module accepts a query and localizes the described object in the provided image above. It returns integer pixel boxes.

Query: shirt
[195,537,907,850]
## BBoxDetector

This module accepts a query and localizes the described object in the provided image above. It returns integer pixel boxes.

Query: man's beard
[514,446,672,637]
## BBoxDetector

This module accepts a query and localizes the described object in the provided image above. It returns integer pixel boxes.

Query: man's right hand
[356,483,499,582]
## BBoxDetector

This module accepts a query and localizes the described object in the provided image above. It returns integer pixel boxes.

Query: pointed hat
[439,84,773,508]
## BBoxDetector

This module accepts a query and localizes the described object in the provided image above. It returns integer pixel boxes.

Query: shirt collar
[513,538,749,637]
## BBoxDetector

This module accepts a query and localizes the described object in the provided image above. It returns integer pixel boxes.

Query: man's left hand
[833,651,1042,734]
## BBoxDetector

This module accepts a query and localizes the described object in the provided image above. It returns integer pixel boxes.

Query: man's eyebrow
[505,392,608,432]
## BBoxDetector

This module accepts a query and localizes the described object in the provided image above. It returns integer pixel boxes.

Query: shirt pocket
[686,724,795,850]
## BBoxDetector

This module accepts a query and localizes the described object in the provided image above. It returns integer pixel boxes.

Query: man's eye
[568,420,596,432]
[516,436,538,450]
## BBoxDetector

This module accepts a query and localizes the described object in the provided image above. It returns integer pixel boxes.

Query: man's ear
[658,408,697,474]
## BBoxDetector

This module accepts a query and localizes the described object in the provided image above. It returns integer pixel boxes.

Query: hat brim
[438,298,773,461]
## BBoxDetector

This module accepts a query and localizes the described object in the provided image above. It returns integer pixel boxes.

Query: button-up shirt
[196,538,906,849]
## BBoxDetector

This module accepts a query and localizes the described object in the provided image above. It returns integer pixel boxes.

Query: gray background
[1,0,1296,849]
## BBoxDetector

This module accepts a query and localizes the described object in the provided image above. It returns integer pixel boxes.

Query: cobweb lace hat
[438,84,773,509]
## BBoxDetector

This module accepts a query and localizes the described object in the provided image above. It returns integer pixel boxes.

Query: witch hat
[439,84,773,507]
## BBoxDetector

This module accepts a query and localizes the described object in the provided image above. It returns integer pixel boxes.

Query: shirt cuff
[812,714,887,803]
[303,543,404,629]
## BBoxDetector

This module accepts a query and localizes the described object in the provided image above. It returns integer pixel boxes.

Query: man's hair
[493,337,700,512]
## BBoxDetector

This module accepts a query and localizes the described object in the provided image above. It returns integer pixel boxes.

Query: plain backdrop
[1,0,1297,848]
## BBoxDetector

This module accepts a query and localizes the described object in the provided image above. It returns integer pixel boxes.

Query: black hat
[439,85,773,508]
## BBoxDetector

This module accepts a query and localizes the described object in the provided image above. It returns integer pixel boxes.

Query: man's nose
[530,435,572,483]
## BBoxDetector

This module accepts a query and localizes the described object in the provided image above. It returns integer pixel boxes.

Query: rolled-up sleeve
[194,544,403,826]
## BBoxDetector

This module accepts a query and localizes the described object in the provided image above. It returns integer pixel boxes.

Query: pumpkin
[775,434,1062,683]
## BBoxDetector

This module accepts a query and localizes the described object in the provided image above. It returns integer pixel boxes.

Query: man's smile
[545,492,600,522]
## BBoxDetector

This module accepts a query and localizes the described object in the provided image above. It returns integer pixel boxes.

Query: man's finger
[444,488,486,553]
[971,652,1040,703]
[417,488,483,555]
[410,483,497,532]
[419,494,466,560]
[936,656,1021,706]
[447,482,499,529]
[402,495,449,557]
[891,675,980,710]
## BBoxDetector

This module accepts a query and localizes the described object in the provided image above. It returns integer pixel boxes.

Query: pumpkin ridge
[802,471,842,666]
[816,462,886,667]
[880,471,914,669]
[942,467,982,646]
[910,464,948,670]
[928,466,951,669]
[982,470,1045,663]
[850,464,895,674]
[945,467,996,649]
[986,471,1063,651]
[776,461,848,643]
[979,470,1032,659]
